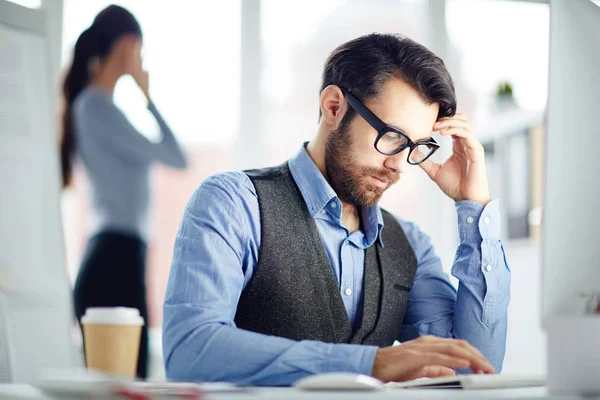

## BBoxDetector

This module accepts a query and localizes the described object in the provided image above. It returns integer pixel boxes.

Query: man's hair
[320,33,456,127]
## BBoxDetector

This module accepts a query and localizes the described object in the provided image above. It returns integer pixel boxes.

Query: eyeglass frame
[340,87,440,165]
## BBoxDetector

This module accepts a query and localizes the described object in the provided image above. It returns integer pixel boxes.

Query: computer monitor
[543,0,600,394]
[0,1,77,383]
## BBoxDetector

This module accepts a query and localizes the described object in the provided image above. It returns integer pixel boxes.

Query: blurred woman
[60,5,188,379]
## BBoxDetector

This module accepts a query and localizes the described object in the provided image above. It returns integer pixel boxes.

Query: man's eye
[383,132,400,141]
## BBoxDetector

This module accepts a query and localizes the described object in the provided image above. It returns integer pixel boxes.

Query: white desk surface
[0,384,594,400]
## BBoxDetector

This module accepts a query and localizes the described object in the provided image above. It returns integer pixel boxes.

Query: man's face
[325,78,440,207]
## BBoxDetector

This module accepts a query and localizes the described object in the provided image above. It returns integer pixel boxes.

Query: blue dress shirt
[163,144,511,386]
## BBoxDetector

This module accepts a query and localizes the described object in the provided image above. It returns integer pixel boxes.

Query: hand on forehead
[366,78,439,142]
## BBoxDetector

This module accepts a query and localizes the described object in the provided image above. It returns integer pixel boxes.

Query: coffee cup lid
[81,307,144,326]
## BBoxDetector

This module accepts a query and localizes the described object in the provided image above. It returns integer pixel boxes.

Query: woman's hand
[132,68,150,101]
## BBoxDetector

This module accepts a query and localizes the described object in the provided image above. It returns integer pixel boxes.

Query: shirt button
[345,288,352,296]
[331,202,337,208]
[320,209,326,214]
[483,216,491,224]
[485,264,493,272]
[467,216,474,224]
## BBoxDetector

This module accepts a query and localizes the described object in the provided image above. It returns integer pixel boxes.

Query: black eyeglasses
[340,87,440,165]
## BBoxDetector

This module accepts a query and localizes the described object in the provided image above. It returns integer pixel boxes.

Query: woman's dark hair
[320,33,456,131]
[60,5,142,187]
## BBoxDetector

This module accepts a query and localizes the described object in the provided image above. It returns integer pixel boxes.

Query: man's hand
[371,335,495,383]
[417,113,491,206]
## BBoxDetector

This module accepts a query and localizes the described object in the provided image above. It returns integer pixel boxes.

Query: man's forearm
[163,307,378,385]
[452,274,509,372]
[451,200,511,372]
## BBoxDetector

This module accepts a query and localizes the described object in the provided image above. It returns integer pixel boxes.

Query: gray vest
[234,163,417,346]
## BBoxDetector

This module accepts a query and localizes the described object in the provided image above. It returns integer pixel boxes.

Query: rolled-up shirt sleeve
[398,199,510,373]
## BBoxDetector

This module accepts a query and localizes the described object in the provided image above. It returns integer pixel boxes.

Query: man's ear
[320,85,347,128]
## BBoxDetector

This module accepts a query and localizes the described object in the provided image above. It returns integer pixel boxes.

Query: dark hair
[60,5,142,187]
[320,33,456,130]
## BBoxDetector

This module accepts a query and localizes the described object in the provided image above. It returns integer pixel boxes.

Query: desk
[0,384,589,400]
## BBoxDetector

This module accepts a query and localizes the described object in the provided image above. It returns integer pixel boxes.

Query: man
[163,33,510,386]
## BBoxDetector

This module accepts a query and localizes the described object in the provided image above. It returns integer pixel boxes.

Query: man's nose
[384,148,411,174]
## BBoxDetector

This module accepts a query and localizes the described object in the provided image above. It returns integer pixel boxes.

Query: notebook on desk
[387,374,546,390]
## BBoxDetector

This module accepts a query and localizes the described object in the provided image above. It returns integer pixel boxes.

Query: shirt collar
[288,142,385,247]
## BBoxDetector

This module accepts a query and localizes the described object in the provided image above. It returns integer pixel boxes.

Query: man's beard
[325,125,399,207]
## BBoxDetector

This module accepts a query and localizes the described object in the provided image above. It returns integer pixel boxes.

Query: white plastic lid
[81,307,144,326]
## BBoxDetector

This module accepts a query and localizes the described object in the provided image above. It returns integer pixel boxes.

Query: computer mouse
[294,372,384,391]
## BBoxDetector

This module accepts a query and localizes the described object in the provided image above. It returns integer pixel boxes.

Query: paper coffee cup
[81,307,144,379]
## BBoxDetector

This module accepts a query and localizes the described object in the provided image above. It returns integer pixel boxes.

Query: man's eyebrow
[387,123,407,133]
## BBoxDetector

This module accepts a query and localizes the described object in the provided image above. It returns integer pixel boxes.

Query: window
[61,0,241,147]
[446,0,549,112]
